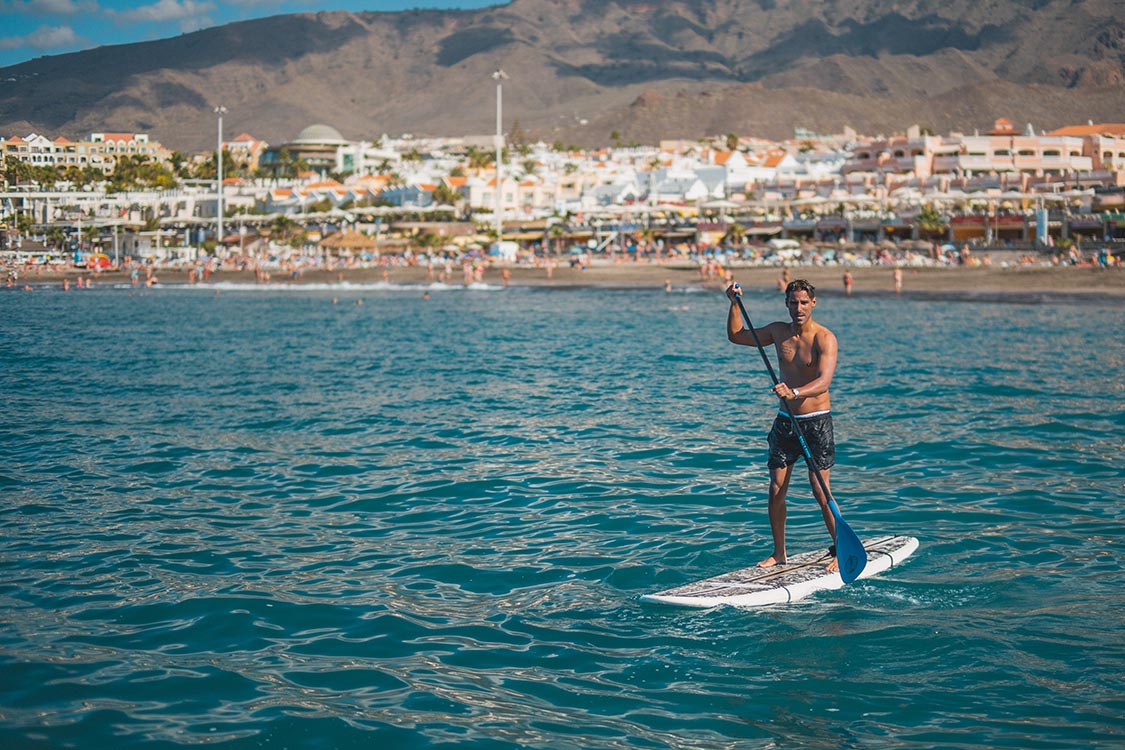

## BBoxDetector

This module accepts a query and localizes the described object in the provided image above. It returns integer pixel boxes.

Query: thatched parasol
[318,229,377,255]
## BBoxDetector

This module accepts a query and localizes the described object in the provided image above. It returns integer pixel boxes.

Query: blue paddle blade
[829,500,867,584]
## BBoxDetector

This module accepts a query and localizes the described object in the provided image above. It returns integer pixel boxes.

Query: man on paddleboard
[725,279,841,573]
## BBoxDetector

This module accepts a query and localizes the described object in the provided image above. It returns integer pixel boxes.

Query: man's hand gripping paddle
[730,283,867,583]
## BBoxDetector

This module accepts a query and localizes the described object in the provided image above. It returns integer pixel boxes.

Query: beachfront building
[260,177,382,214]
[934,120,1092,179]
[463,174,523,216]
[738,149,796,186]
[260,124,347,177]
[842,125,939,179]
[2,133,107,171]
[223,133,269,173]
[843,119,1096,185]
[778,148,850,182]
[1047,123,1125,181]
[259,124,403,179]
[87,133,171,169]
[2,131,171,175]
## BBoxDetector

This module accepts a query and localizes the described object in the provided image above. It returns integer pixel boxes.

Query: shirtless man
[726,279,840,572]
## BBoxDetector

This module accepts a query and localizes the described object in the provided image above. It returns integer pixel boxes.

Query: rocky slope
[0,0,1121,150]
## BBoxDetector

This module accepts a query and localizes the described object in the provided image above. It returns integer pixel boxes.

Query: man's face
[786,290,816,325]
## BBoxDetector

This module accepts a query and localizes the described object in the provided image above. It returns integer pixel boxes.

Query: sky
[0,0,499,68]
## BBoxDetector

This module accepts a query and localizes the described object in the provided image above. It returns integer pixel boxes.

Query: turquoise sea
[1,280,1123,749]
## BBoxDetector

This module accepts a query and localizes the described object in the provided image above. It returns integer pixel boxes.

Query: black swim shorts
[767,412,835,470]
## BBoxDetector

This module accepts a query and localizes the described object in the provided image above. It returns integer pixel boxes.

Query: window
[994,150,1011,156]
[1043,150,1060,157]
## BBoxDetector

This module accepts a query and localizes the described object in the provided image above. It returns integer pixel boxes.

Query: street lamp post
[214,105,227,256]
[491,70,508,251]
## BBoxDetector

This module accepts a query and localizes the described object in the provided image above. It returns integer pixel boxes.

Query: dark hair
[785,279,816,303]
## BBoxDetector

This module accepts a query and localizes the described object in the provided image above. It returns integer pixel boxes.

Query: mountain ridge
[0,0,1121,151]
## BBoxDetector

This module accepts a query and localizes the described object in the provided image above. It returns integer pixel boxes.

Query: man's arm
[725,285,774,347]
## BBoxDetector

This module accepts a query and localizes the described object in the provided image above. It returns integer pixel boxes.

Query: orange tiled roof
[1047,123,1125,136]
[761,150,788,168]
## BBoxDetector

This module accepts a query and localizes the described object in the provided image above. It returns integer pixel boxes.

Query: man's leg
[808,466,838,572]
[758,464,793,567]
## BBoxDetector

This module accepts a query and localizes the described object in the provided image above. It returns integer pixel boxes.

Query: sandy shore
[12,261,1123,300]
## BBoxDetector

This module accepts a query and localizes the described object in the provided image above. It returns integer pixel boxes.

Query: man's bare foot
[757,554,787,568]
[826,557,839,573]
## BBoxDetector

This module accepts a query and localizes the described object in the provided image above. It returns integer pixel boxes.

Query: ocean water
[1,281,1122,750]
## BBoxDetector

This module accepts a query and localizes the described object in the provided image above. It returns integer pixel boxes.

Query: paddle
[730,284,867,583]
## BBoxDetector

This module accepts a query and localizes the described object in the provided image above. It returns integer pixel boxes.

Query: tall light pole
[214,105,227,255]
[491,70,508,251]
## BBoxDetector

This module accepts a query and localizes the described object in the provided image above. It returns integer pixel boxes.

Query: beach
[12,259,1124,299]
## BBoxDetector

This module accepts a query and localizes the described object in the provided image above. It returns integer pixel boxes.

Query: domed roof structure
[294,124,346,145]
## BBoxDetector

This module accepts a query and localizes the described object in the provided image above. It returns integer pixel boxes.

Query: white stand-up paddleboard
[641,535,919,608]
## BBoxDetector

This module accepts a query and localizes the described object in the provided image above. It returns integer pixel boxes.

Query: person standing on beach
[725,279,841,573]
[843,269,853,297]
[776,267,790,292]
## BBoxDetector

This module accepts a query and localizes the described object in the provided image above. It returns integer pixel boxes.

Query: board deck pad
[641,535,919,608]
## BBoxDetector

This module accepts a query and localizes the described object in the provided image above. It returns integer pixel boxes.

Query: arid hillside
[0,0,1121,150]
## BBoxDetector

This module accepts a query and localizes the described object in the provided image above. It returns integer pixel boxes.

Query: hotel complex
[2,117,1124,264]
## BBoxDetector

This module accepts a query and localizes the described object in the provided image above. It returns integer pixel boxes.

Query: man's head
[785,279,816,305]
[785,279,817,325]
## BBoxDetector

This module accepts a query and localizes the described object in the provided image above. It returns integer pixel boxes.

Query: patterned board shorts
[767,412,835,470]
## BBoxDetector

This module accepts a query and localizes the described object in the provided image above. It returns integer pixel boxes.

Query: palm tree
[915,205,948,240]
[46,225,67,250]
[3,159,35,185]
[169,151,192,179]
[433,181,461,207]
[548,223,567,255]
[413,231,444,253]
[465,146,494,171]
[271,215,297,245]
[725,222,747,247]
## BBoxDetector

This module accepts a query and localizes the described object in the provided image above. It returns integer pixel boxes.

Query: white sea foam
[154,280,505,293]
